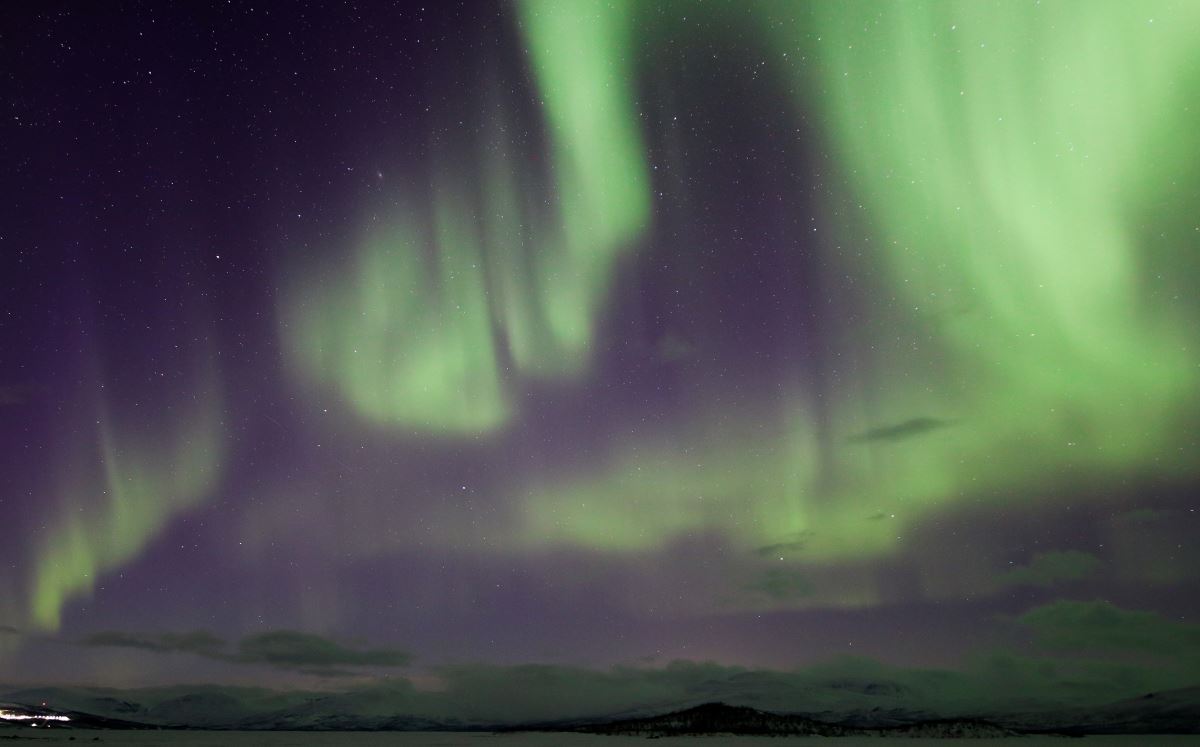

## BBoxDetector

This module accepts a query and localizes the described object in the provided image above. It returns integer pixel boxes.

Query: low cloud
[80,629,409,674]
[848,417,951,444]
[754,541,808,557]
[1016,599,1200,655]
[235,630,410,669]
[755,531,813,557]
[361,652,1197,722]
[10,650,1199,726]
[998,551,1101,588]
[81,630,226,655]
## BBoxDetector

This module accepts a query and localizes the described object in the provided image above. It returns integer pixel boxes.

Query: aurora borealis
[3,0,1200,718]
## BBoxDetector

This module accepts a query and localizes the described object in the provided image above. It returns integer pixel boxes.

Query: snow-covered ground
[7,733,1200,746]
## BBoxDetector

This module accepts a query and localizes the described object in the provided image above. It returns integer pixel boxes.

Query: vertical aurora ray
[479,101,565,378]
[513,0,651,373]
[281,0,652,431]
[516,0,650,367]
[30,365,225,630]
[282,202,510,435]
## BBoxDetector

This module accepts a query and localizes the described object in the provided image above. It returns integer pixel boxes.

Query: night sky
[3,0,1200,712]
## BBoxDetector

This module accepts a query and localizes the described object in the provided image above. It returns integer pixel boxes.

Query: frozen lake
[6,733,1200,746]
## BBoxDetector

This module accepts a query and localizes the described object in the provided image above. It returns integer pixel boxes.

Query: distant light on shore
[0,708,70,722]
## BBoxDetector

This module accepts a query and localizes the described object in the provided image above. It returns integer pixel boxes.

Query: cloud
[81,630,226,655]
[234,630,410,669]
[754,541,808,557]
[1016,600,1200,655]
[79,629,410,674]
[747,569,814,600]
[998,551,1101,588]
[754,531,813,557]
[848,417,951,444]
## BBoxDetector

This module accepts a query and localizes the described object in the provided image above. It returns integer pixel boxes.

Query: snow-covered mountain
[2,680,1197,733]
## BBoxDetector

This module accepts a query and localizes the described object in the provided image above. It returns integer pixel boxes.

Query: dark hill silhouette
[573,701,1017,738]
[581,701,855,736]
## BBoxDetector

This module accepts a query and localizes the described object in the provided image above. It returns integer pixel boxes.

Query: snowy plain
[9,733,1200,746]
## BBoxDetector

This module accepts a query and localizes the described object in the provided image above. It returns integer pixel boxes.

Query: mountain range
[3,682,1199,734]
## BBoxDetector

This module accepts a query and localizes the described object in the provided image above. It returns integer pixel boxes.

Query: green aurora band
[281,0,649,433]
[31,366,225,630]
[799,0,1200,435]
[512,0,1200,585]
[284,197,512,434]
